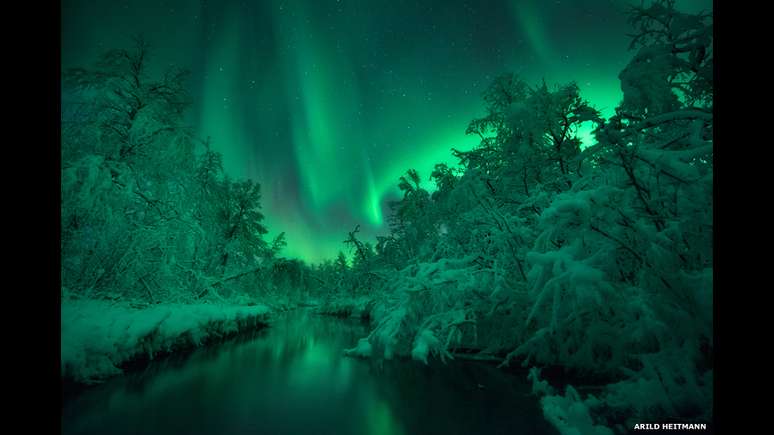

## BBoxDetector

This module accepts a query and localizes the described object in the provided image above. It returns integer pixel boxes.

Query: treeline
[61,38,316,305]
[325,1,713,432]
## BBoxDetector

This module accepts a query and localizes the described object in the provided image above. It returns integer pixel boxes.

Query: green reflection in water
[365,395,405,435]
[63,310,557,435]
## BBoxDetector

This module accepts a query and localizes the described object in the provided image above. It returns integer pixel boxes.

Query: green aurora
[61,0,712,263]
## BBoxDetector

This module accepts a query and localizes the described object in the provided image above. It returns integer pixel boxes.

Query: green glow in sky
[61,0,712,263]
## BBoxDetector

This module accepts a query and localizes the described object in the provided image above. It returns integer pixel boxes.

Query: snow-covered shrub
[317,295,374,319]
[540,386,614,435]
[309,4,711,433]
[345,257,488,363]
[603,345,712,426]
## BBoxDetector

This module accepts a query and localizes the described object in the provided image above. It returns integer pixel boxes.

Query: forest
[61,1,713,434]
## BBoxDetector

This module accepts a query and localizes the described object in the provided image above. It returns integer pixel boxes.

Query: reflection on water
[62,309,557,435]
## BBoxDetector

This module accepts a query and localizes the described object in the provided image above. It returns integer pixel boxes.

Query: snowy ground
[61,300,271,384]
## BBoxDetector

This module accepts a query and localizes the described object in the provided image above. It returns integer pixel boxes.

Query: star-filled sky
[62,0,712,263]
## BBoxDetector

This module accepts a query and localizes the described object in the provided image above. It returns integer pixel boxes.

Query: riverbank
[61,299,272,386]
[314,295,374,319]
[63,307,560,435]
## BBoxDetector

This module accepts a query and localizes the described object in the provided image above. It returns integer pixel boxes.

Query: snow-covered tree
[62,39,281,305]
[336,2,712,432]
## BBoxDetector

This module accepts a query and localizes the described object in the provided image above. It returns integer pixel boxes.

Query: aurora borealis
[61,0,712,263]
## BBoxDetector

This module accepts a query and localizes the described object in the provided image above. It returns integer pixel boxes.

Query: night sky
[62,0,712,263]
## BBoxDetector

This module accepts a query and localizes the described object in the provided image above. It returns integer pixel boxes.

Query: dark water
[62,309,558,435]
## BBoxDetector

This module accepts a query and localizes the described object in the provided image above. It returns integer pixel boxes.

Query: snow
[61,3,713,432]
[343,338,373,358]
[540,386,614,435]
[410,328,442,364]
[527,367,555,396]
[316,295,374,319]
[61,299,271,384]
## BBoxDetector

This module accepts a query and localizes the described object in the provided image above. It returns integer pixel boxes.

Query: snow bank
[316,295,374,319]
[61,300,271,384]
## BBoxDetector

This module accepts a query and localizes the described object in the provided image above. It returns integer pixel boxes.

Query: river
[62,308,558,435]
